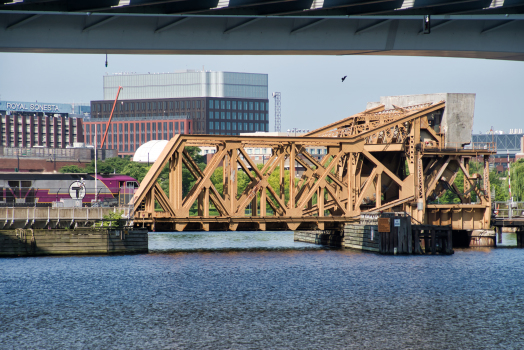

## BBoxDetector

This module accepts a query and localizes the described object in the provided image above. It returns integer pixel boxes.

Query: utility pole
[272,92,281,132]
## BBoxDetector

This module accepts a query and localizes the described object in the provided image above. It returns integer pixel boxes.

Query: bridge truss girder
[133,101,495,231]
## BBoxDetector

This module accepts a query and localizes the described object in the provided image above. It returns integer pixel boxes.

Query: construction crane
[100,86,122,149]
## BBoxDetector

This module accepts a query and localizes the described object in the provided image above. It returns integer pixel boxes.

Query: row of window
[96,100,203,113]
[209,122,269,132]
[209,100,268,111]
[209,112,268,121]
[85,121,190,152]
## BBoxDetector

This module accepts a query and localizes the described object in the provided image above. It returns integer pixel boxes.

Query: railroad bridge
[132,93,495,233]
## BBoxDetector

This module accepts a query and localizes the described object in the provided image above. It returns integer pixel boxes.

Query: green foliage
[436,160,511,204]
[510,159,524,201]
[121,162,151,183]
[59,165,84,173]
[97,210,124,228]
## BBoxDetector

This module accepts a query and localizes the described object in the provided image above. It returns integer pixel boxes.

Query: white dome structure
[133,140,169,163]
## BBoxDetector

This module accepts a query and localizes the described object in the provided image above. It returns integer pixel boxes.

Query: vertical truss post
[229,148,238,214]
[251,196,257,217]
[348,153,355,213]
[223,152,230,208]
[280,152,286,205]
[376,172,382,208]
[289,143,296,210]
[484,155,491,227]
[170,149,183,212]
[202,187,209,231]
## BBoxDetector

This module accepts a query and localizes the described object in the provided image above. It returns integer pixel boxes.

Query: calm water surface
[1,231,524,349]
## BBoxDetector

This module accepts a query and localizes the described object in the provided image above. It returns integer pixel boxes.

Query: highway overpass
[1,1,523,60]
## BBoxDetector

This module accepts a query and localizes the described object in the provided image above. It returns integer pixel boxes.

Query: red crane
[100,86,122,149]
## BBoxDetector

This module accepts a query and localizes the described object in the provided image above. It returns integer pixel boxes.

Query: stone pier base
[294,230,343,247]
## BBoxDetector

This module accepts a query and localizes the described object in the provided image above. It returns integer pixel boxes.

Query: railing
[493,201,524,219]
[422,141,496,152]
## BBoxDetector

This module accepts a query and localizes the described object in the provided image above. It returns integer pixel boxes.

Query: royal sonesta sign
[0,101,71,114]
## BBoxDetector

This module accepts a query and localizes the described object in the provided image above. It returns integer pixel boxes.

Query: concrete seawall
[0,228,148,257]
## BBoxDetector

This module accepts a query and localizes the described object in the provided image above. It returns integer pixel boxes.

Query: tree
[510,159,524,201]
[59,165,84,173]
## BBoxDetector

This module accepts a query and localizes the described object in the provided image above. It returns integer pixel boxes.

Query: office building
[90,70,269,142]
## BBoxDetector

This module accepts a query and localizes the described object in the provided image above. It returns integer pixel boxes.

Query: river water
[1,232,524,349]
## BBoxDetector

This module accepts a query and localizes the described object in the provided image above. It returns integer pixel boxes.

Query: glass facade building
[103,71,268,100]
[91,97,269,137]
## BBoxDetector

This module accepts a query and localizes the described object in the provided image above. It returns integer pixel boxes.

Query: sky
[0,53,523,134]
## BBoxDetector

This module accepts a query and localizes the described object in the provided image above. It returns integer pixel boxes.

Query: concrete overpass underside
[1,0,524,60]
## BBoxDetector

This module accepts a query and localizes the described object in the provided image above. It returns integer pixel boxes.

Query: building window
[244,113,248,120]
[215,101,220,109]
[164,122,167,139]
[215,122,220,130]
[221,112,225,119]
[175,122,179,133]
[169,122,173,138]
[266,102,269,110]
[237,101,241,110]
[227,101,231,109]
[215,112,220,119]
[249,113,253,120]
[260,103,264,111]
[227,112,231,119]
[244,102,248,110]
[180,122,185,134]
[232,112,237,120]
[255,124,259,131]
[255,113,259,121]
[255,102,259,111]
[227,122,231,130]
[238,123,242,131]
[249,123,254,131]
[197,101,201,108]
[244,123,248,131]
[209,111,214,119]
[249,102,253,110]
[169,102,173,109]
[232,123,237,131]
[209,121,213,130]
[209,100,213,108]
[221,101,225,109]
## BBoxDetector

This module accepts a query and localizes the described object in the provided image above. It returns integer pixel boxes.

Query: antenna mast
[272,92,281,132]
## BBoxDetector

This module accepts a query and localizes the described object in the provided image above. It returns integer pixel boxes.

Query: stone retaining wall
[0,228,148,256]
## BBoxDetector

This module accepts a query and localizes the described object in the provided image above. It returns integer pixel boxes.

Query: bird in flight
[341,76,347,82]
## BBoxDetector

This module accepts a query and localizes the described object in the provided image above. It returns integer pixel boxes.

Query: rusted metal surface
[378,218,390,233]
[132,100,495,232]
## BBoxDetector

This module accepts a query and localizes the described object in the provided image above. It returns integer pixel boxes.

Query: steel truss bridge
[1,1,524,60]
[132,101,495,232]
